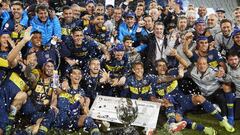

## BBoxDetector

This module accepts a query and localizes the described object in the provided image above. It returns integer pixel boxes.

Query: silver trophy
[116,98,139,135]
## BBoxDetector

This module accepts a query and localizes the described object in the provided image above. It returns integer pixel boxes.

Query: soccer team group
[0,0,240,134]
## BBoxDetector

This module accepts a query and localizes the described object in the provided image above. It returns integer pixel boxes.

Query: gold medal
[102,26,106,31]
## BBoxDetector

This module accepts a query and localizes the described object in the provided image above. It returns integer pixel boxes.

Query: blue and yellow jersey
[0,57,9,68]
[0,57,9,85]
[190,49,224,68]
[60,38,100,68]
[58,88,85,116]
[36,49,59,69]
[102,55,129,78]
[11,30,25,41]
[61,19,83,36]
[153,80,178,98]
[123,74,155,101]
[69,39,97,59]
[81,72,106,100]
[59,90,80,105]
[152,68,179,98]
[3,20,26,42]
[7,64,40,92]
[61,19,84,42]
[31,78,53,106]
[0,51,9,59]
[83,24,111,44]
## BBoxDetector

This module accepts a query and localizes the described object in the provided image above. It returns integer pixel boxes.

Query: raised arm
[7,27,32,68]
[183,32,194,58]
[169,48,189,69]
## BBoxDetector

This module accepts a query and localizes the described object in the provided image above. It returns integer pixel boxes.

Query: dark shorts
[165,89,195,115]
[206,89,227,116]
[4,80,21,108]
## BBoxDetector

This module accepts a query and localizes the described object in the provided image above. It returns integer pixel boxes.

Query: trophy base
[107,126,139,135]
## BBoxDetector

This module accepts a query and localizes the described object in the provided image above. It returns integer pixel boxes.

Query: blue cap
[175,0,182,4]
[42,59,57,69]
[232,29,240,37]
[174,0,183,9]
[86,0,95,5]
[113,44,125,51]
[197,36,208,42]
[44,59,55,66]
[195,18,205,25]
[0,30,11,35]
[106,4,114,8]
[125,12,136,18]
[216,8,225,13]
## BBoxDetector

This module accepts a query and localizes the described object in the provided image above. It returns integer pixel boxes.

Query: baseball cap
[175,0,183,9]
[175,0,183,6]
[195,18,205,25]
[197,36,208,43]
[113,44,125,51]
[125,12,136,18]
[167,23,176,30]
[232,29,240,37]
[0,30,11,36]
[86,0,95,5]
[43,59,55,66]
[216,8,225,13]
[106,4,114,8]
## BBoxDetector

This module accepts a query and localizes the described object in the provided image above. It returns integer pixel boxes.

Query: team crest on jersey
[45,54,50,59]
[208,55,213,60]
[82,47,87,51]
[120,60,124,65]
[143,80,148,85]
[101,34,105,37]
[5,23,9,28]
